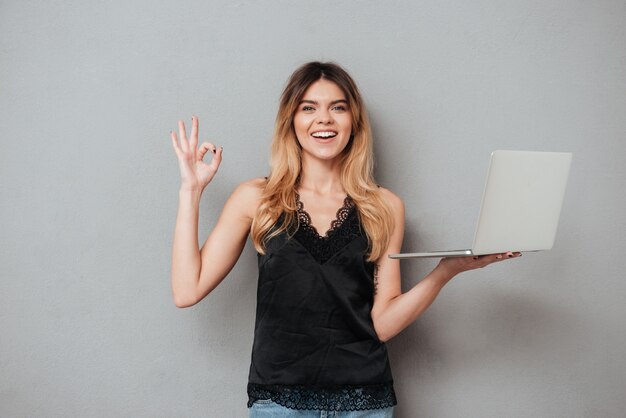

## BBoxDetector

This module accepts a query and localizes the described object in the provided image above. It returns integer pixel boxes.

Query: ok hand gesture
[170,116,223,191]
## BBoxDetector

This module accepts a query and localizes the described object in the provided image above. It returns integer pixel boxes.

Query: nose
[316,108,333,124]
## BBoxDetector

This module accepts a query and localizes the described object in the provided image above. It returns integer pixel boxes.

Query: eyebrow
[299,99,349,106]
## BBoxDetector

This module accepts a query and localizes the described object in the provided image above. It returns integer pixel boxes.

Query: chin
[315,145,347,158]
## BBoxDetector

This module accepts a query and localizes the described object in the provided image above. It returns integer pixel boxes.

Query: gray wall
[1,1,624,417]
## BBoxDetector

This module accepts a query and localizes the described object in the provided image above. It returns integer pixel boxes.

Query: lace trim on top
[247,382,397,411]
[295,192,355,238]
[293,193,361,264]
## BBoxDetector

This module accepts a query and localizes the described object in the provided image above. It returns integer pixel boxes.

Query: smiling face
[293,78,353,163]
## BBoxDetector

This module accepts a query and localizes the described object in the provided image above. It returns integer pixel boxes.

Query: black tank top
[247,193,397,411]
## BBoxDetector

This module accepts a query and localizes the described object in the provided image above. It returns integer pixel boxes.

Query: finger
[488,252,520,265]
[499,251,522,260]
[197,142,216,161]
[209,145,223,172]
[170,130,182,157]
[189,116,199,149]
[472,253,503,267]
[472,254,499,262]
[178,120,189,153]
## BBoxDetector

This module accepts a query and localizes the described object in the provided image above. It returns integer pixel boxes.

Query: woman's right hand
[170,116,223,191]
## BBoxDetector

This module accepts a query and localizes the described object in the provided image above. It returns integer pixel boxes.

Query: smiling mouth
[311,131,338,139]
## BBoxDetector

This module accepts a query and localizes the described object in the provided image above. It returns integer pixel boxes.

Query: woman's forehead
[301,79,346,101]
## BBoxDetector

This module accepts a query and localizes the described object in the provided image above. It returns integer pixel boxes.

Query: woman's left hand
[437,251,522,280]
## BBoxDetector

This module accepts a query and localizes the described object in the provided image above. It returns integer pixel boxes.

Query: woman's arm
[169,116,263,307]
[370,188,521,342]
[171,179,262,308]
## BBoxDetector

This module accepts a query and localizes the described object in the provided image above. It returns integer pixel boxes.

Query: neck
[298,154,344,195]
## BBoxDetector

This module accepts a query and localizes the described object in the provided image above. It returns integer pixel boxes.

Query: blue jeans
[249,399,395,418]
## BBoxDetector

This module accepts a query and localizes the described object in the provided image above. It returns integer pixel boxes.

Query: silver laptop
[389,150,572,259]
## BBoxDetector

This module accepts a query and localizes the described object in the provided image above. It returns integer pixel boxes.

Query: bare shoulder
[228,177,266,219]
[235,177,266,197]
[377,186,405,214]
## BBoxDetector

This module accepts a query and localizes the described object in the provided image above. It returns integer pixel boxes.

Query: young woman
[170,61,521,417]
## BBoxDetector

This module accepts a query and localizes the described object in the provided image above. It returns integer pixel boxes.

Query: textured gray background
[1,1,625,417]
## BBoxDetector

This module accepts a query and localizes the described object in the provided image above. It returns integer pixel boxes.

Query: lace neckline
[295,192,355,239]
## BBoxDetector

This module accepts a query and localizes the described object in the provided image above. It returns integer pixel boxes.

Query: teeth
[311,131,337,138]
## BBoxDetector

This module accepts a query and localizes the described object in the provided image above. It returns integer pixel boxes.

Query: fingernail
[496,255,502,259]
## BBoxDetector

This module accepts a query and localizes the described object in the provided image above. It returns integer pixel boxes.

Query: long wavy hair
[251,61,394,262]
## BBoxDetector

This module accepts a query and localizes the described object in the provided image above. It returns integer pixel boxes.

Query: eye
[332,105,347,111]
[302,106,314,111]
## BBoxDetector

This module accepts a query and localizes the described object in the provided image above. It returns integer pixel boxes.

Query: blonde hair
[251,61,394,261]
